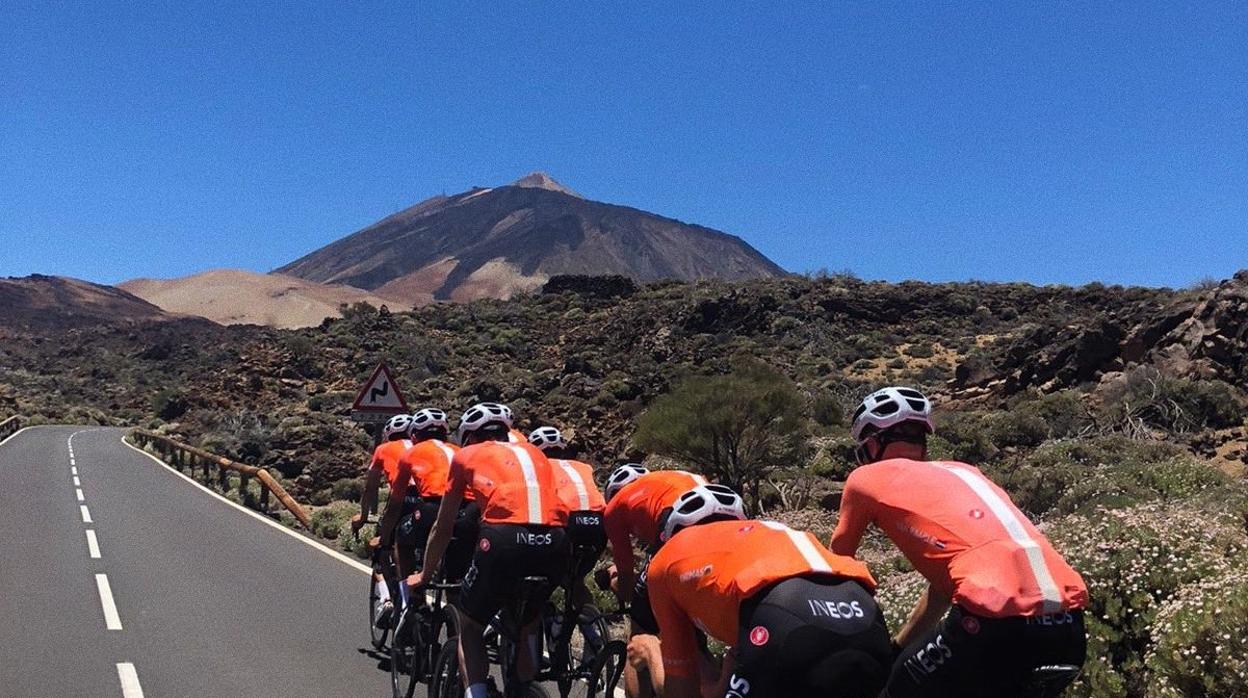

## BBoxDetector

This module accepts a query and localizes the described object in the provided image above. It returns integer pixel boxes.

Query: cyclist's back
[648,517,890,698]
[834,458,1087,618]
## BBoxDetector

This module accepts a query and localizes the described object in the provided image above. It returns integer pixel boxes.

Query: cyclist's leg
[885,606,1022,698]
[625,566,661,698]
[1019,609,1088,695]
[456,524,510,691]
[513,526,570,683]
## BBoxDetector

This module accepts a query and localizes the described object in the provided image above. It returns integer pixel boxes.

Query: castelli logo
[749,626,770,646]
[969,509,985,520]
[962,616,981,634]
[479,538,491,552]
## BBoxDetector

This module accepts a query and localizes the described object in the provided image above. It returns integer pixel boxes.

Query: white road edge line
[116,662,144,698]
[120,435,371,574]
[73,475,81,486]
[95,573,123,630]
[81,505,93,523]
[0,425,35,448]
[86,529,101,559]
[75,488,85,502]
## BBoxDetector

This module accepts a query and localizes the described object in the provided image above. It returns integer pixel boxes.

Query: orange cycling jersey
[604,470,707,575]
[369,439,413,490]
[648,519,876,678]
[552,459,606,512]
[448,440,568,526]
[397,439,461,498]
[830,458,1088,618]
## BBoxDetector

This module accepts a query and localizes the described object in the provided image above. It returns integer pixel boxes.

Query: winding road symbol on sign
[350,362,408,418]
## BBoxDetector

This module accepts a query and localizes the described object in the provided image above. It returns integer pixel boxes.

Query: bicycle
[389,577,461,698]
[355,516,396,651]
[432,575,557,698]
[539,592,626,698]
[1025,664,1082,697]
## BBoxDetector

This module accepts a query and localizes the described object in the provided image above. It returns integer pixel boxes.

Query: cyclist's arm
[417,461,467,582]
[604,511,636,605]
[828,476,870,557]
[652,573,703,698]
[894,584,952,649]
[354,465,383,530]
[377,460,411,548]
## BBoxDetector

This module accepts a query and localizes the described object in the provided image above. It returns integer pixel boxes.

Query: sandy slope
[119,269,411,329]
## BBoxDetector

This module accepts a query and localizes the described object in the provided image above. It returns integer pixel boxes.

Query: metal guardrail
[128,428,311,528]
[0,415,21,442]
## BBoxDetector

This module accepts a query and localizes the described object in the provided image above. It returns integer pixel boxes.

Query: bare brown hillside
[119,269,411,329]
[0,275,171,332]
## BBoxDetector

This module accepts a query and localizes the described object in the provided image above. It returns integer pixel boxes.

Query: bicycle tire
[431,637,462,698]
[389,628,416,698]
[423,605,458,692]
[370,572,390,650]
[585,640,626,698]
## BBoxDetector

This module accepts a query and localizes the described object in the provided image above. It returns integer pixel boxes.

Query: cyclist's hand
[406,571,426,591]
[350,513,365,535]
[368,535,381,550]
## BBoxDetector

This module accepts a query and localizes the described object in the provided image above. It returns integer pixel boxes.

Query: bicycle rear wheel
[431,637,462,698]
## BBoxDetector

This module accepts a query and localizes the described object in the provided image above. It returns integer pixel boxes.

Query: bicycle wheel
[370,571,390,650]
[423,606,458,691]
[431,637,462,698]
[389,628,416,698]
[584,640,626,698]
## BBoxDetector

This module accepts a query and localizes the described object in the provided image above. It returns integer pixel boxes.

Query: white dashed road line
[71,466,78,475]
[73,476,80,486]
[75,488,85,502]
[94,574,123,630]
[116,663,144,698]
[81,505,93,523]
[86,530,101,559]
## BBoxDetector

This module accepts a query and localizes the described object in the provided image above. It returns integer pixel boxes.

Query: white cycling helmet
[410,408,449,434]
[605,464,648,501]
[528,426,567,452]
[457,402,514,442]
[851,387,934,444]
[382,414,415,441]
[659,484,747,543]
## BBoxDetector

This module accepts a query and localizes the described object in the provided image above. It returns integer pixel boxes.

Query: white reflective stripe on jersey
[508,444,543,524]
[934,463,1064,614]
[691,473,708,486]
[558,460,591,509]
[762,521,832,574]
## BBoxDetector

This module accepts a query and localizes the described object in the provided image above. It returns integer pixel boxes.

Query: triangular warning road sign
[351,363,409,413]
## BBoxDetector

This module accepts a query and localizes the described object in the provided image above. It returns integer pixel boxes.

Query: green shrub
[1099,368,1244,434]
[1145,571,1248,697]
[1046,503,1248,697]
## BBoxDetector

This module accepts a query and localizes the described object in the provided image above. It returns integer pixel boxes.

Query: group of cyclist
[353,386,1088,698]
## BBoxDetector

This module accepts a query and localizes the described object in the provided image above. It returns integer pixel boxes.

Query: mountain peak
[511,171,581,198]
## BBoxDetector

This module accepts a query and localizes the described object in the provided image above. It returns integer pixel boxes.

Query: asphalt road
[0,426,402,697]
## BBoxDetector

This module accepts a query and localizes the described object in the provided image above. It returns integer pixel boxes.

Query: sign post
[350,362,409,444]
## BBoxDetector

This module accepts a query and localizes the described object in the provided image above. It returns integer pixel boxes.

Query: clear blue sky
[2,2,1245,287]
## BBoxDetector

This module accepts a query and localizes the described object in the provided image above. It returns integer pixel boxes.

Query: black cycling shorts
[458,523,571,626]
[566,510,607,581]
[882,605,1087,698]
[726,575,891,698]
[629,565,659,635]
[396,498,481,581]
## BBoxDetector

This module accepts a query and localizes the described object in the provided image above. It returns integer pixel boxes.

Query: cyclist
[351,413,414,627]
[831,387,1089,698]
[529,426,608,657]
[601,466,707,697]
[646,484,892,698]
[409,403,571,698]
[389,408,479,581]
